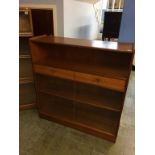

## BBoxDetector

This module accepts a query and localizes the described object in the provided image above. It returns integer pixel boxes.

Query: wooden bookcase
[30,35,134,142]
[19,7,55,110]
[19,7,35,110]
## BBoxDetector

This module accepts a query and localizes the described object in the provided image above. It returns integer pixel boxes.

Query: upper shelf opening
[30,35,134,53]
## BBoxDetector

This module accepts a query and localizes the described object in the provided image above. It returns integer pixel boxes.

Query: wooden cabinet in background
[19,7,35,110]
[19,6,55,110]
[30,35,134,142]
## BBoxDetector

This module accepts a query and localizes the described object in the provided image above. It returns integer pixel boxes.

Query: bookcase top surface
[30,35,134,53]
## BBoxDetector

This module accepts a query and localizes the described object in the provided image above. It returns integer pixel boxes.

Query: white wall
[64,0,98,39]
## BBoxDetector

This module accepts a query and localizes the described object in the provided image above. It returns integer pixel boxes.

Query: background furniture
[102,11,122,41]
[30,35,134,142]
[19,7,54,110]
[19,7,36,110]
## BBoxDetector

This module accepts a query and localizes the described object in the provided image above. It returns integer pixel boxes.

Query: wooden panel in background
[19,82,36,105]
[19,58,33,78]
[31,9,54,36]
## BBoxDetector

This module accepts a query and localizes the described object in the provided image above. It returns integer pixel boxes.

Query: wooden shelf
[39,89,121,112]
[19,54,31,59]
[30,35,134,53]
[36,59,129,80]
[20,77,33,84]
[39,112,116,142]
[34,64,126,92]
[20,103,36,110]
[36,74,122,112]
[19,33,33,37]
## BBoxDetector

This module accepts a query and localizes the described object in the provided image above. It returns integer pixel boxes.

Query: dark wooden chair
[102,11,122,41]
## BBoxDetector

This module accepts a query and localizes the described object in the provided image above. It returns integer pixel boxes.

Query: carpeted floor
[20,72,135,155]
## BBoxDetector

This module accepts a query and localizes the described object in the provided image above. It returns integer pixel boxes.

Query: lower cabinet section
[38,91,120,142]
[36,74,121,142]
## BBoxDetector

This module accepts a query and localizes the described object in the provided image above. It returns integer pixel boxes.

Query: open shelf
[37,59,129,80]
[34,64,126,92]
[30,35,134,53]
[19,54,31,59]
[20,77,33,84]
[39,89,122,112]
[31,43,132,80]
[19,33,33,37]
[19,8,33,36]
[36,74,122,112]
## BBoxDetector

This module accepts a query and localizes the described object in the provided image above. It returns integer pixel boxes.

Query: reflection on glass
[92,40,118,49]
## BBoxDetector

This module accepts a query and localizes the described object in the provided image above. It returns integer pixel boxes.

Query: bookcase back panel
[75,103,119,135]
[75,81,123,111]
[38,92,74,121]
[36,74,74,94]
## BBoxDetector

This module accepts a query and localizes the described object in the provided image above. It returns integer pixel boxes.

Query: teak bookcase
[30,35,134,142]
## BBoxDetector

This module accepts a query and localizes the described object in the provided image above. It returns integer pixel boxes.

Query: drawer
[19,83,36,105]
[19,58,33,78]
[38,92,74,121]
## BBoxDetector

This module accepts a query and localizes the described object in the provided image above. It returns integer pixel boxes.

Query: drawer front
[19,58,33,78]
[19,83,36,105]
[75,103,119,135]
[38,93,75,121]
